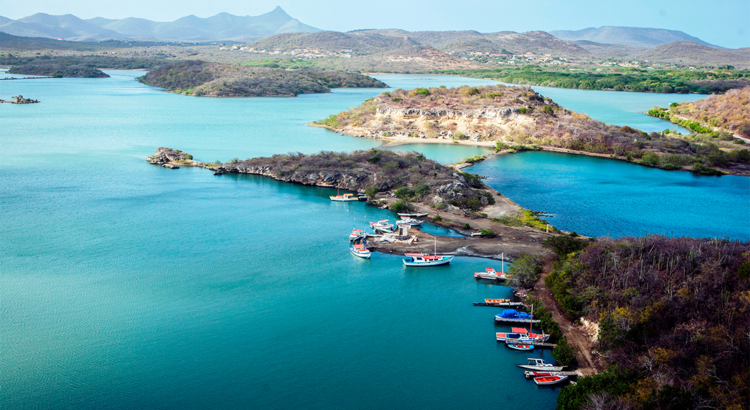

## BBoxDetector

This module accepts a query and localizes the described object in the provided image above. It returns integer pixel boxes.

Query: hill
[550,26,717,48]
[632,41,750,68]
[546,235,750,410]
[0,7,320,42]
[649,87,750,139]
[314,85,750,175]
[138,60,387,96]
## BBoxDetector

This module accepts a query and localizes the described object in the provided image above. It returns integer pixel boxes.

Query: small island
[0,95,39,104]
[138,61,388,97]
[312,85,750,176]
[147,147,560,258]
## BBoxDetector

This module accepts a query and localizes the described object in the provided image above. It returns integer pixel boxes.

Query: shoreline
[309,124,750,176]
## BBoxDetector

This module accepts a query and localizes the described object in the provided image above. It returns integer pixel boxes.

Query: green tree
[507,254,542,288]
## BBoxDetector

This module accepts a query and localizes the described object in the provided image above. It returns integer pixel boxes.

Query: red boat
[533,375,568,386]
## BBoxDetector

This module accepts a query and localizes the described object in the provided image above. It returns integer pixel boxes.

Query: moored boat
[349,229,364,240]
[534,375,568,386]
[397,212,428,218]
[402,254,453,266]
[495,309,540,324]
[396,217,423,226]
[474,267,511,281]
[369,220,395,233]
[330,193,359,202]
[496,327,550,343]
[350,243,371,259]
[517,358,566,372]
[506,342,534,351]
[524,371,568,379]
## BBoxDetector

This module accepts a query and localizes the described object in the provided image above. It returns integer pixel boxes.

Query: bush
[479,229,496,238]
[552,337,578,367]
[395,187,415,199]
[541,105,554,115]
[641,151,661,167]
[507,254,542,288]
[462,223,471,229]
[518,106,528,114]
[391,201,411,212]
[433,215,442,222]
[364,186,378,198]
[542,235,590,258]
[453,132,468,140]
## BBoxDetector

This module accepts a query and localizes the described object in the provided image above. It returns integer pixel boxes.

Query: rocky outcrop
[376,106,522,120]
[0,95,39,104]
[147,147,192,165]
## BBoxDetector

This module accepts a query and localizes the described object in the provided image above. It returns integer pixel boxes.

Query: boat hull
[402,256,453,267]
[350,248,371,259]
[534,375,568,386]
[495,318,541,324]
[331,197,359,202]
[517,365,566,371]
[507,344,534,351]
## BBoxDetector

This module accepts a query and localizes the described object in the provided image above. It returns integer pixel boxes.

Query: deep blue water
[0,70,743,409]
[469,151,749,239]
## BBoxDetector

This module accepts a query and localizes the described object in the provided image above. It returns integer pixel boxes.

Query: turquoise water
[0,70,742,409]
[469,151,750,239]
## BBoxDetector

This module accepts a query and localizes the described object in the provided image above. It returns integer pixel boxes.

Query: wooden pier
[473,301,527,308]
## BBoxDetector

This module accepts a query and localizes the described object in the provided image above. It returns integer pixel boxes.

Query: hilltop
[313,85,750,175]
[138,60,387,96]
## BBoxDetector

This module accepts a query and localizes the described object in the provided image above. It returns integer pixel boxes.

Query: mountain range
[550,26,718,48]
[0,7,320,42]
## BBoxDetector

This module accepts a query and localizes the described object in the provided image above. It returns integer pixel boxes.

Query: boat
[402,238,454,267]
[330,193,359,202]
[517,358,566,372]
[534,375,568,386]
[350,243,371,259]
[369,220,395,233]
[474,267,511,281]
[506,343,534,351]
[495,309,540,324]
[496,327,550,343]
[396,216,423,226]
[397,212,428,218]
[349,229,364,240]
[524,371,568,379]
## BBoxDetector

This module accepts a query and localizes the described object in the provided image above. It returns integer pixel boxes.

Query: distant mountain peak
[549,26,717,48]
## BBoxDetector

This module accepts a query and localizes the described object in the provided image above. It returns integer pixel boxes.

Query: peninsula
[138,60,388,97]
[313,85,750,176]
[147,147,559,258]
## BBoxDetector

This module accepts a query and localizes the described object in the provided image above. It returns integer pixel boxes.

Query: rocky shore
[146,147,559,259]
[0,95,39,104]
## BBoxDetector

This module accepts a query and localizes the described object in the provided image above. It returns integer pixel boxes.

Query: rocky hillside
[314,85,750,175]
[138,60,387,97]
[650,87,750,139]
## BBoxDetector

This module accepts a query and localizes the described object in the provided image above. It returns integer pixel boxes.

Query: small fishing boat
[495,309,540,324]
[403,254,453,266]
[396,217,423,226]
[350,243,371,259]
[517,358,566,372]
[369,220,395,233]
[349,229,364,240]
[534,375,568,386]
[402,238,454,267]
[506,342,534,351]
[397,212,428,218]
[496,327,550,343]
[330,193,359,202]
[524,371,567,379]
[474,267,511,281]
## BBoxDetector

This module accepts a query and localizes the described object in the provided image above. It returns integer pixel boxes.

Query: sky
[1,0,748,48]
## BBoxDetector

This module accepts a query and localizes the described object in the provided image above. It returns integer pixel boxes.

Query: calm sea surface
[1,71,745,409]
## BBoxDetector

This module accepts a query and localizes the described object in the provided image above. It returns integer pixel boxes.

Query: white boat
[370,220,395,233]
[330,193,358,202]
[350,243,371,259]
[349,229,364,240]
[474,267,511,281]
[496,327,550,343]
[402,238,453,267]
[517,358,566,372]
[396,217,423,226]
[397,212,428,218]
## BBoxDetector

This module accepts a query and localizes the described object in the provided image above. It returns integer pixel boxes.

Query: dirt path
[536,256,599,375]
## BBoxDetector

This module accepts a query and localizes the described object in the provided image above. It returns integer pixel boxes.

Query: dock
[473,301,527,308]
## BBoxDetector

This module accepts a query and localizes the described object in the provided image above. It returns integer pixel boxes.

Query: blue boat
[494,309,541,324]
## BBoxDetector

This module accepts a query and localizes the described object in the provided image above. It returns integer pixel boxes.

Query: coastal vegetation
[648,87,750,139]
[542,235,750,410]
[439,68,750,94]
[314,85,750,175]
[138,60,387,96]
[1,55,163,78]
